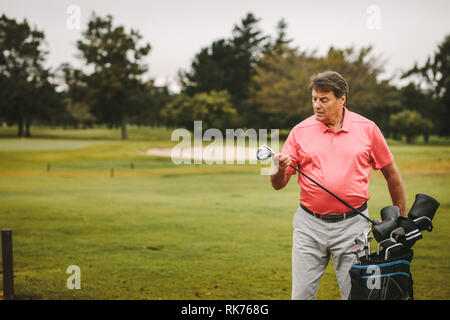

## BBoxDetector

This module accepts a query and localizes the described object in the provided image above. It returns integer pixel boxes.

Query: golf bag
[349,193,440,300]
[349,248,414,300]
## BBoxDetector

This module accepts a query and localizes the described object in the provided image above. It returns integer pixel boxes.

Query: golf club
[256,145,378,224]
[363,228,373,260]
[385,243,404,260]
[391,227,406,239]
[354,234,365,245]
[367,236,374,257]
[377,237,397,256]
[346,244,366,265]
[375,226,404,256]
[413,216,433,232]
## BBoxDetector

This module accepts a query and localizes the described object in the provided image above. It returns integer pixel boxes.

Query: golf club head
[408,193,440,231]
[354,235,365,245]
[413,216,433,232]
[256,145,275,161]
[354,228,371,245]
[380,206,401,221]
[385,243,404,260]
[372,217,398,243]
[377,237,397,255]
[390,227,405,239]
[347,244,365,254]
[346,244,365,264]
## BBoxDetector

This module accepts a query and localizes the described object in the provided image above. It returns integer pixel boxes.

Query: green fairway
[0,138,113,151]
[0,127,449,300]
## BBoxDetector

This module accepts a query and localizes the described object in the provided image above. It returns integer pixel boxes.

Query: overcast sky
[1,0,449,92]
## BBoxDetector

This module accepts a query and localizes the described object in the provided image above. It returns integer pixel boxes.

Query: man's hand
[270,153,292,190]
[274,153,291,173]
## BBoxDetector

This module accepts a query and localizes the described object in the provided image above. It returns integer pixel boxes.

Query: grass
[0,125,175,142]
[0,126,449,300]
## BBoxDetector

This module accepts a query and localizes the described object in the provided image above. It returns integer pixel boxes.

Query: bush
[160,90,240,131]
[389,110,434,143]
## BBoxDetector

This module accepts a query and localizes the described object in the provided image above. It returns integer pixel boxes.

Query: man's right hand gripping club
[270,153,292,190]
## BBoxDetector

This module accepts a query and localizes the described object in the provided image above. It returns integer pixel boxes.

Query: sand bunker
[144,146,261,162]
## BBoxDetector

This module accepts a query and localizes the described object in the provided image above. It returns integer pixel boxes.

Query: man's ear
[340,94,347,106]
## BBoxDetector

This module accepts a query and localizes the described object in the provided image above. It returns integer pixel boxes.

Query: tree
[372,79,403,137]
[314,46,391,125]
[395,83,437,142]
[180,13,268,126]
[402,34,450,136]
[131,81,172,127]
[263,18,293,55]
[58,63,95,129]
[64,99,96,129]
[248,45,317,129]
[389,110,433,143]
[248,44,399,130]
[76,13,151,139]
[160,90,239,131]
[0,14,60,136]
[179,39,236,97]
[230,13,268,107]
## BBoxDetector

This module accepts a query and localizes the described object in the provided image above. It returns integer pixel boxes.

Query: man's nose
[313,101,322,109]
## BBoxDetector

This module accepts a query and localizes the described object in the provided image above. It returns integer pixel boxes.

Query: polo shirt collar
[318,107,351,133]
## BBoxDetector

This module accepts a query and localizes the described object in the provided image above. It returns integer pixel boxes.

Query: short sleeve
[281,129,299,175]
[370,124,394,170]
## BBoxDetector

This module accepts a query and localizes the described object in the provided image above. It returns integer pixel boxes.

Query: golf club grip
[289,164,374,224]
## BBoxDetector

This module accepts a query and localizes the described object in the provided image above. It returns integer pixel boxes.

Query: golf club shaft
[288,164,375,224]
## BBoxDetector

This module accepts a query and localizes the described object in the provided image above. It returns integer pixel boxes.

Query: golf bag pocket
[349,249,414,300]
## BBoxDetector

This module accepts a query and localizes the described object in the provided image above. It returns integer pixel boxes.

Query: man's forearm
[271,170,289,190]
[382,163,406,216]
[387,176,406,216]
[270,154,292,190]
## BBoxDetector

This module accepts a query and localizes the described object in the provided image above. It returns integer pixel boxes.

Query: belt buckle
[325,214,337,222]
[329,213,344,222]
[333,214,342,222]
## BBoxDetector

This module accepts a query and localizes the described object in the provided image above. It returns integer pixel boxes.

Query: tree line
[0,12,448,143]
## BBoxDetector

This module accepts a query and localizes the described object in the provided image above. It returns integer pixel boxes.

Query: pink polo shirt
[281,107,393,214]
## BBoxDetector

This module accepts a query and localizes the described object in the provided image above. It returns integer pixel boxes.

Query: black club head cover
[396,216,423,249]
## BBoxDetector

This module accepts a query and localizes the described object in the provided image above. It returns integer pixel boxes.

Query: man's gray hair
[309,71,349,104]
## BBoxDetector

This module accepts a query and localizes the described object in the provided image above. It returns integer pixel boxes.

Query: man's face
[312,89,346,124]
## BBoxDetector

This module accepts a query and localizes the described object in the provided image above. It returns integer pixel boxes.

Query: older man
[270,71,406,300]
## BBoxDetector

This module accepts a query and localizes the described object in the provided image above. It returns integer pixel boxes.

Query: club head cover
[380,205,401,221]
[372,218,398,243]
[396,216,423,249]
[408,193,440,221]
[408,193,440,232]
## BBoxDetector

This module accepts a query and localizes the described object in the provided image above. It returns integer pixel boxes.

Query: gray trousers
[292,205,370,300]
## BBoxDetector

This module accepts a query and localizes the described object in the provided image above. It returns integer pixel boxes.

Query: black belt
[300,202,367,223]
